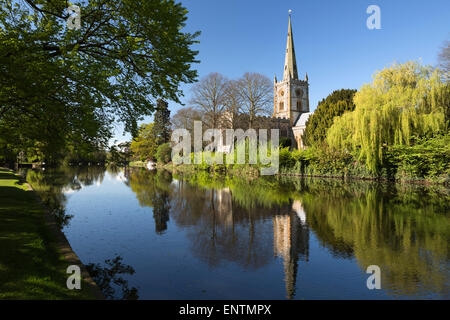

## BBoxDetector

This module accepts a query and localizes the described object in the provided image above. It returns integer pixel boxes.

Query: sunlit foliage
[327,62,449,173]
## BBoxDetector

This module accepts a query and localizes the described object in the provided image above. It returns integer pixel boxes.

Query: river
[21,166,449,299]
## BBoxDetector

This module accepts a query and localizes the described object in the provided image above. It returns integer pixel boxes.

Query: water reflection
[24,166,449,299]
[20,166,108,228]
[297,180,449,298]
[273,205,309,299]
[127,169,449,299]
[86,256,139,300]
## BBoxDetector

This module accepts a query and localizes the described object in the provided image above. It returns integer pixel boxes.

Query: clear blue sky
[112,0,449,143]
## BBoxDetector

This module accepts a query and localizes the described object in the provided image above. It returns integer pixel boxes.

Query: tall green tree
[130,123,158,161]
[303,89,357,147]
[153,99,171,145]
[0,0,199,163]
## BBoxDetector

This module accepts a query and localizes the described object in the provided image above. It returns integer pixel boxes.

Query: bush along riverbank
[278,133,450,185]
[138,133,450,186]
[0,168,100,299]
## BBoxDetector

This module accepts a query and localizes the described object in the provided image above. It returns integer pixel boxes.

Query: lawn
[0,168,95,299]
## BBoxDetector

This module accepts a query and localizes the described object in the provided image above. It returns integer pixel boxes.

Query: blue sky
[113,0,449,142]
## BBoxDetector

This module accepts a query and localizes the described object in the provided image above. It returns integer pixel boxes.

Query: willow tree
[327,62,449,173]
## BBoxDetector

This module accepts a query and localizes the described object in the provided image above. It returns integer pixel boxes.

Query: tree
[171,107,204,132]
[130,123,158,161]
[438,40,449,74]
[0,0,199,163]
[327,62,448,173]
[108,141,131,164]
[303,89,357,147]
[234,72,272,128]
[153,99,171,145]
[221,80,243,129]
[171,106,204,149]
[189,73,228,129]
[156,143,172,164]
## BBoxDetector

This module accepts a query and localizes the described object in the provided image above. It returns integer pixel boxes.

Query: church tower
[273,11,310,126]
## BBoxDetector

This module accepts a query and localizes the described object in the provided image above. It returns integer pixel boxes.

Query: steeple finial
[283,10,298,81]
[305,72,308,81]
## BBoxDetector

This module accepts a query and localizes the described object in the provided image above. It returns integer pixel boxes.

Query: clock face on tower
[295,89,303,97]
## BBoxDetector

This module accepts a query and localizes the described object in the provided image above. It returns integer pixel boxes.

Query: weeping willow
[327,62,449,173]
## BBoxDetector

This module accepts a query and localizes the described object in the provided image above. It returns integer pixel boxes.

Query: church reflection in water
[273,201,309,299]
[134,172,312,299]
[28,166,448,299]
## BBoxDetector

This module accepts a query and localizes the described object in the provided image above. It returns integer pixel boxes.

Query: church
[272,12,313,149]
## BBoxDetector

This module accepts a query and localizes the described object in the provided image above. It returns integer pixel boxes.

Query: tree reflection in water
[128,169,449,299]
[21,165,107,229]
[25,165,449,299]
[128,169,311,299]
[129,169,172,234]
[293,179,450,298]
[86,256,139,300]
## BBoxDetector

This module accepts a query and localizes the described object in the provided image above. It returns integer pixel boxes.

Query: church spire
[283,10,298,81]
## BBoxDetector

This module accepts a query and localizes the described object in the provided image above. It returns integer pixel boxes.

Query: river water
[23,166,449,299]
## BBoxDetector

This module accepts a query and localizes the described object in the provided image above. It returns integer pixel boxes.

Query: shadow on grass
[0,170,26,187]
[0,172,14,180]
[0,184,93,299]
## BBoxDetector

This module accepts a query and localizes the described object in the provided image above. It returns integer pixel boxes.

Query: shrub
[279,147,295,168]
[156,143,172,164]
[279,137,292,148]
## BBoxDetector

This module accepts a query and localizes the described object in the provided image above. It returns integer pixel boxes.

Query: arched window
[297,101,302,111]
[279,102,284,111]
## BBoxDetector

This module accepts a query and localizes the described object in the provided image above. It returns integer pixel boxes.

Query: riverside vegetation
[132,62,449,185]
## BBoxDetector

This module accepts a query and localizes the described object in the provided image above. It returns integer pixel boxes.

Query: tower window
[279,102,284,111]
[297,101,302,111]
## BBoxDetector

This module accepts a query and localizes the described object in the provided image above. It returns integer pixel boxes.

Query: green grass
[0,168,95,299]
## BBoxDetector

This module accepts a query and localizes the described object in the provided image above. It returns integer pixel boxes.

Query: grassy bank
[0,168,96,299]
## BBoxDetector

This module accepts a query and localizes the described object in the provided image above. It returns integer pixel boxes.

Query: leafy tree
[156,142,172,164]
[0,0,199,163]
[130,123,158,161]
[153,99,171,145]
[327,62,448,173]
[303,89,356,147]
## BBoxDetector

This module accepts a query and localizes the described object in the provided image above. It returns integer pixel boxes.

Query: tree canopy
[327,62,449,173]
[303,89,357,147]
[130,123,158,161]
[153,99,171,145]
[0,0,199,163]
